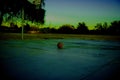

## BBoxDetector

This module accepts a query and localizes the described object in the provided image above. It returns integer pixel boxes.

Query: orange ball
[57,42,63,49]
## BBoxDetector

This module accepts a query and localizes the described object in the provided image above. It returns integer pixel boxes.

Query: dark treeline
[40,21,120,35]
[0,20,120,35]
[0,23,38,33]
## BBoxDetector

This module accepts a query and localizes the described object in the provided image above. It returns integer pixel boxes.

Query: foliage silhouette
[0,0,45,25]
[58,24,75,34]
[24,24,31,33]
[108,21,120,35]
[40,27,52,33]
[94,22,108,34]
[76,22,89,34]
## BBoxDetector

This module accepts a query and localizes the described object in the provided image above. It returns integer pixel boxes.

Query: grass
[0,33,120,41]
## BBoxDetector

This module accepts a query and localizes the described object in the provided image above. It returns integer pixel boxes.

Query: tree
[9,22,19,33]
[33,0,45,9]
[24,0,45,24]
[108,21,120,35]
[58,24,75,34]
[50,28,57,33]
[94,22,109,34]
[0,0,45,26]
[76,22,89,34]
[103,22,108,30]
[40,27,51,33]
[95,23,103,31]
[24,24,30,33]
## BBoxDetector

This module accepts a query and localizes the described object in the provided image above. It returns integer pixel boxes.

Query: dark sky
[43,0,120,29]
